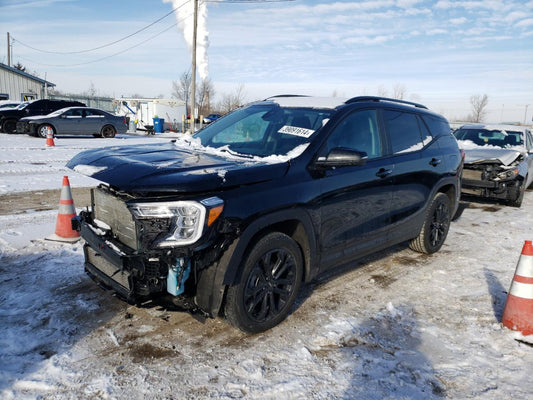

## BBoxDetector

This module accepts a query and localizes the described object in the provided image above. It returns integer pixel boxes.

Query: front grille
[93,188,138,249]
[462,168,483,181]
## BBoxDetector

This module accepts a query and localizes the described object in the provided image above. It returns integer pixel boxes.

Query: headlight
[128,197,223,247]
[129,201,206,247]
[496,168,519,180]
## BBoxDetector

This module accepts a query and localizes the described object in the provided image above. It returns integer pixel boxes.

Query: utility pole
[190,0,198,133]
[7,32,11,67]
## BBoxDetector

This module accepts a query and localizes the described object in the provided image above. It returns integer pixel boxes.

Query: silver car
[17,107,128,138]
[454,124,533,207]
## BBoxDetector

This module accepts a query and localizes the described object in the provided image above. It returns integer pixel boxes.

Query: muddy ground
[0,188,92,215]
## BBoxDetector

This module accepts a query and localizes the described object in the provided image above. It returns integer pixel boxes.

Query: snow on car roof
[460,123,529,133]
[265,95,348,109]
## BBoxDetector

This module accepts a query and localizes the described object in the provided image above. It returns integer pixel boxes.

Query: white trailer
[113,98,187,132]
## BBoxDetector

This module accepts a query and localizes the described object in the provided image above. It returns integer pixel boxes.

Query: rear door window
[384,110,428,154]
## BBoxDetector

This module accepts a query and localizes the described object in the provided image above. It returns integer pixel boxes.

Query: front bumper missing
[461,176,521,201]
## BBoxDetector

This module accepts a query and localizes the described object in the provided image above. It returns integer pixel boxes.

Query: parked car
[17,107,128,138]
[0,100,21,109]
[67,95,463,333]
[0,99,86,134]
[203,113,222,124]
[454,124,533,207]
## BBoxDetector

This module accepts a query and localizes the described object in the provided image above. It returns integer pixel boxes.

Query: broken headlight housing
[129,197,223,247]
[496,168,519,181]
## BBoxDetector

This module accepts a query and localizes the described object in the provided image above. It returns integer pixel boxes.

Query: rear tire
[225,232,303,333]
[101,125,116,138]
[37,124,55,138]
[409,192,451,254]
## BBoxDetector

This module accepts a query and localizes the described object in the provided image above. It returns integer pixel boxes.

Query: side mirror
[314,147,367,169]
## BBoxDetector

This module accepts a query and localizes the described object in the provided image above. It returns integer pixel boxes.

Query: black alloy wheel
[409,192,451,254]
[225,232,303,333]
[3,119,17,134]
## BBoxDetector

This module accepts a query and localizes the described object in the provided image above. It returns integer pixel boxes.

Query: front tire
[101,125,116,138]
[3,119,17,134]
[409,192,451,254]
[37,124,55,138]
[507,179,525,208]
[225,232,303,333]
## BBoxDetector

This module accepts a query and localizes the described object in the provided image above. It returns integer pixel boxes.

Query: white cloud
[450,17,468,25]
[516,18,533,28]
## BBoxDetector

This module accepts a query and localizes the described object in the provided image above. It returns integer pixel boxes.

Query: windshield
[48,108,66,117]
[454,128,523,149]
[16,102,30,110]
[193,103,333,157]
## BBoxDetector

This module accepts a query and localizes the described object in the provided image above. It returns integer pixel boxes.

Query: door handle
[430,158,441,167]
[376,168,392,178]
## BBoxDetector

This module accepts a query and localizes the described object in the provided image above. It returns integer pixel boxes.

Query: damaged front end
[73,185,234,316]
[461,156,525,203]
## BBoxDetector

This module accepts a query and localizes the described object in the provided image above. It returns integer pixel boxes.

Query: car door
[383,109,446,241]
[57,108,83,134]
[316,108,394,270]
[82,109,105,134]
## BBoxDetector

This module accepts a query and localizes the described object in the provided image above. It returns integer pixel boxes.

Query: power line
[12,1,192,55]
[17,17,191,68]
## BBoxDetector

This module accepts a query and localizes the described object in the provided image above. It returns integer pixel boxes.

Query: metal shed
[0,63,55,101]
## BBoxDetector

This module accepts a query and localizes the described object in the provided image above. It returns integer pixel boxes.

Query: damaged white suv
[454,124,533,207]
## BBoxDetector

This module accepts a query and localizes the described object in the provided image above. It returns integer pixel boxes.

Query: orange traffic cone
[46,176,80,243]
[502,240,533,335]
[46,127,55,147]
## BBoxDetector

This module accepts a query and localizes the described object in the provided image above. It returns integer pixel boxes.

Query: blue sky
[1,0,532,122]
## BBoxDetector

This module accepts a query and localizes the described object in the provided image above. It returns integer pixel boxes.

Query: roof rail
[265,94,310,100]
[345,96,428,109]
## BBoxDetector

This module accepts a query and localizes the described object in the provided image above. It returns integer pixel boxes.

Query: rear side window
[421,115,451,138]
[384,110,429,154]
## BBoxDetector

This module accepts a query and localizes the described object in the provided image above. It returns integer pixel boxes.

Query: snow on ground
[0,133,532,399]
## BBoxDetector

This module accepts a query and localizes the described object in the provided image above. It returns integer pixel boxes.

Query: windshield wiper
[219,148,254,159]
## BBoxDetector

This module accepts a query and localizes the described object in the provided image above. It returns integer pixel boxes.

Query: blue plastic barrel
[153,118,165,133]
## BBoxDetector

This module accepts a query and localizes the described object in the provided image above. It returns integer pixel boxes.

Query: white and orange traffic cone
[46,127,55,147]
[46,176,80,243]
[502,240,533,335]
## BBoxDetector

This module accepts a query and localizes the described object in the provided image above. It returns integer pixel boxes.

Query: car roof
[459,123,529,133]
[264,95,348,109]
[262,95,431,112]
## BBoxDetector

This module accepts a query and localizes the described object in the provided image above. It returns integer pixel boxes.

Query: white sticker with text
[278,125,315,138]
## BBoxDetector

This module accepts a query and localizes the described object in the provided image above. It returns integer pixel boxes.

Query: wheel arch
[194,208,318,318]
[224,209,318,286]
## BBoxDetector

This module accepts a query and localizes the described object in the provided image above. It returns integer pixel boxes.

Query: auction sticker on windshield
[278,125,315,138]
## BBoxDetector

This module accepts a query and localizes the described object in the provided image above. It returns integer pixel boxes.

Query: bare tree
[217,84,246,114]
[197,78,215,116]
[392,84,407,100]
[172,71,192,113]
[469,94,489,122]
[377,85,388,97]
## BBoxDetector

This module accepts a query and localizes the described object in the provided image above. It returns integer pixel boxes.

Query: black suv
[68,95,463,333]
[0,99,86,134]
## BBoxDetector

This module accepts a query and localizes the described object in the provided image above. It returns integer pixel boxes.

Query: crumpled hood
[463,148,522,166]
[66,141,289,193]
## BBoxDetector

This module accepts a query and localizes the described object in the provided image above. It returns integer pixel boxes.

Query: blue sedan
[17,107,128,138]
